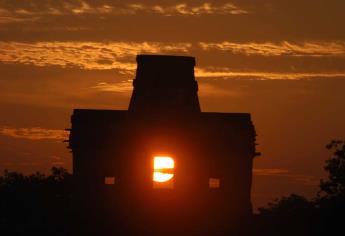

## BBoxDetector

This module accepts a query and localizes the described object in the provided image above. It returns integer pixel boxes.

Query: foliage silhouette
[254,140,345,236]
[1,141,344,235]
[320,140,345,197]
[0,167,72,236]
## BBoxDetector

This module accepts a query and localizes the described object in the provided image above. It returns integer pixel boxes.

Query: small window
[104,177,115,185]
[209,178,220,188]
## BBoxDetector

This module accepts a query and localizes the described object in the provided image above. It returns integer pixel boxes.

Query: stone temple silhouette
[68,55,258,235]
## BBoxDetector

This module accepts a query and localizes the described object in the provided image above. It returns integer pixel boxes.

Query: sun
[153,156,174,183]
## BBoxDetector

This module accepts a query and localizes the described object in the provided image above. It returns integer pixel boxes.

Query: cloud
[0,1,248,24]
[0,15,38,24]
[118,2,248,16]
[198,82,242,96]
[0,126,69,141]
[50,155,65,166]
[195,68,345,80]
[92,81,133,93]
[0,7,39,24]
[253,168,290,176]
[92,80,242,95]
[152,3,248,16]
[0,41,191,72]
[2,41,345,80]
[253,168,319,186]
[199,41,345,57]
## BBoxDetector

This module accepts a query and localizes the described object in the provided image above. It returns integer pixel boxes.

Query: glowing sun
[153,156,174,183]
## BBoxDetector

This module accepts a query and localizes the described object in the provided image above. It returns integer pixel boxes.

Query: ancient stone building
[68,55,258,235]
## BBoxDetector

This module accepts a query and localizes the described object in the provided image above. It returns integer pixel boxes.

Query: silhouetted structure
[69,55,258,235]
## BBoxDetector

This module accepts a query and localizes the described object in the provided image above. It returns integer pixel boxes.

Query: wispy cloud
[91,80,243,95]
[110,2,248,16]
[50,155,65,166]
[144,3,248,16]
[0,1,248,24]
[0,41,191,72]
[199,41,345,57]
[253,168,319,186]
[92,81,133,93]
[1,41,345,80]
[195,68,345,80]
[253,168,290,176]
[0,126,68,141]
[198,82,242,96]
[0,7,39,23]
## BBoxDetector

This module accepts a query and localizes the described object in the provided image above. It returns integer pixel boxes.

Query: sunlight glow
[153,156,174,183]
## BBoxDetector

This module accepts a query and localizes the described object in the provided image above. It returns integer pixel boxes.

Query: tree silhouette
[254,194,314,236]
[1,141,345,236]
[254,140,345,236]
[0,167,72,236]
[319,140,345,197]
[314,140,345,235]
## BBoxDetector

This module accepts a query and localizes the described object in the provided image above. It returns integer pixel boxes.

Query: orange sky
[0,0,345,209]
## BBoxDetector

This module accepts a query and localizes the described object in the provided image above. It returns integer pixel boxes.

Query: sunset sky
[0,0,345,208]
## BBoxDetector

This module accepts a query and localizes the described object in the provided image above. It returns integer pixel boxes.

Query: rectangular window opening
[104,177,115,185]
[209,178,220,188]
[153,156,174,189]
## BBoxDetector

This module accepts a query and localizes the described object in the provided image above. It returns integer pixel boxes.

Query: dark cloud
[0,126,68,140]
[0,0,344,42]
[0,0,248,17]
[2,41,345,78]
